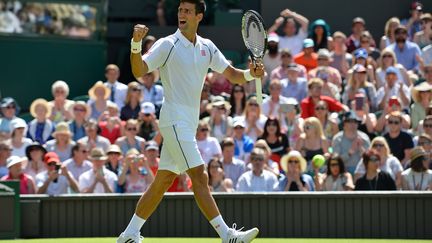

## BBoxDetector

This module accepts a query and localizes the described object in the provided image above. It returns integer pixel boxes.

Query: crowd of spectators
[1,2,432,195]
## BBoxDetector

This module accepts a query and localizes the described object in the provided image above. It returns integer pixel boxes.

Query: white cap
[10,118,27,130]
[6,156,25,168]
[268,32,279,43]
[140,102,155,114]
[233,118,246,128]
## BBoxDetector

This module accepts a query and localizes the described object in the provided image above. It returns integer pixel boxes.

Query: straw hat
[280,150,307,173]
[206,95,231,111]
[107,144,122,155]
[410,147,427,162]
[30,98,51,118]
[88,147,108,161]
[52,122,72,137]
[88,81,111,100]
[411,82,432,103]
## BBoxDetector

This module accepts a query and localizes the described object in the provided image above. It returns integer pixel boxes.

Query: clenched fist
[133,24,149,42]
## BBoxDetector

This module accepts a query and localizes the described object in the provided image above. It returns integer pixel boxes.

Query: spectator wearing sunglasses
[0,97,25,141]
[231,118,253,162]
[63,141,92,181]
[314,154,354,191]
[138,102,161,143]
[120,82,142,121]
[383,111,414,167]
[375,49,410,89]
[68,101,91,142]
[354,149,396,191]
[402,147,432,190]
[236,148,279,192]
[413,13,432,49]
[313,100,339,141]
[87,81,111,121]
[203,96,233,143]
[115,119,146,155]
[196,120,221,164]
[241,97,267,141]
[354,137,403,188]
[387,25,422,72]
[416,134,432,169]
[278,150,310,191]
[78,119,110,153]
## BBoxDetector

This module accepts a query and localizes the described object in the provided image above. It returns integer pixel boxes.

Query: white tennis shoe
[116,232,143,243]
[222,223,259,243]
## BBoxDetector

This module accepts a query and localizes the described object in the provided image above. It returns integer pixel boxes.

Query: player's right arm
[131,24,150,79]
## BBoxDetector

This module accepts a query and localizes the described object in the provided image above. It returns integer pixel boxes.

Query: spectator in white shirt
[262,79,289,118]
[196,120,222,164]
[63,142,93,181]
[376,67,411,110]
[36,152,79,195]
[79,148,117,193]
[402,147,432,190]
[104,64,128,110]
[236,148,279,192]
[78,119,110,152]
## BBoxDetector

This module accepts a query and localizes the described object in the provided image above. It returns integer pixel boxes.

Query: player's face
[178,2,202,32]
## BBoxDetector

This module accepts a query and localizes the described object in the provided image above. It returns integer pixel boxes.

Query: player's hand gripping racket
[241,10,267,105]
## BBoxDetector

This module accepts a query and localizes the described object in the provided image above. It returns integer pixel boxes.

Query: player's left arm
[222,61,265,85]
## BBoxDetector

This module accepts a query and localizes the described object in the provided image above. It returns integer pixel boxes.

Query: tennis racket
[241,10,267,105]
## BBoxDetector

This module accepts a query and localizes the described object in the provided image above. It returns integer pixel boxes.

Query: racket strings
[242,13,266,58]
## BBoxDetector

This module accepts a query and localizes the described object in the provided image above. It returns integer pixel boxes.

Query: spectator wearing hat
[138,69,163,116]
[115,119,146,156]
[87,81,111,121]
[313,100,339,141]
[104,64,128,110]
[375,49,410,89]
[23,142,47,181]
[98,101,123,144]
[0,142,12,178]
[8,118,32,157]
[380,17,401,50]
[27,98,54,144]
[280,63,308,102]
[196,120,222,164]
[45,122,76,162]
[241,97,267,142]
[262,79,289,118]
[411,82,432,130]
[354,149,396,190]
[219,138,246,188]
[402,147,432,190]
[332,111,371,174]
[203,97,233,143]
[401,1,424,39]
[278,150,310,191]
[63,142,92,181]
[138,102,160,142]
[342,64,377,111]
[350,48,376,83]
[263,33,282,77]
[294,38,318,72]
[422,44,432,66]
[270,49,307,81]
[376,66,411,110]
[383,111,414,167]
[236,148,278,192]
[68,101,91,141]
[346,17,375,53]
[1,156,36,194]
[314,155,354,191]
[0,97,25,140]
[79,148,118,193]
[387,25,422,72]
[48,80,74,124]
[105,144,124,177]
[232,118,254,161]
[300,78,348,119]
[120,81,142,121]
[143,141,160,176]
[268,8,309,56]
[416,133,432,168]
[118,148,155,193]
[308,19,332,52]
[308,48,342,90]
[413,13,432,49]
[78,119,110,152]
[354,137,403,188]
[330,32,352,79]
[36,152,78,195]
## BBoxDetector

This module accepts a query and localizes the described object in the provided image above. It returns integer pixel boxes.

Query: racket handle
[255,78,263,105]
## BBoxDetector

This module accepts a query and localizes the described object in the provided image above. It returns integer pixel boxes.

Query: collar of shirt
[175,29,197,47]
[106,81,118,88]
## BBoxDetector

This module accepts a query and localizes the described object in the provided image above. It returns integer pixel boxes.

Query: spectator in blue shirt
[280,64,308,102]
[232,118,254,162]
[388,25,422,72]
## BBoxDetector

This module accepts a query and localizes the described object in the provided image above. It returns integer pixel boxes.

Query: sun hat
[145,140,159,151]
[107,144,122,155]
[280,150,307,173]
[411,82,432,103]
[206,96,231,111]
[25,142,47,160]
[30,98,51,119]
[6,156,25,168]
[88,147,108,161]
[410,147,426,162]
[88,81,111,100]
[141,102,156,114]
[52,122,72,137]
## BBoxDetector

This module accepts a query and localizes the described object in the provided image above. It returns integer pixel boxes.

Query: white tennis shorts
[159,125,204,174]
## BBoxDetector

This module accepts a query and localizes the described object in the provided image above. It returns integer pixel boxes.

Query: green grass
[0,238,431,243]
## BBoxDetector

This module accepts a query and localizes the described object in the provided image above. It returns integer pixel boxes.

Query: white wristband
[131,38,142,54]
[243,70,255,81]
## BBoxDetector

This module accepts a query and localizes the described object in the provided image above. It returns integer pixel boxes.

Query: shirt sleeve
[236,174,248,192]
[142,38,172,72]
[207,41,230,73]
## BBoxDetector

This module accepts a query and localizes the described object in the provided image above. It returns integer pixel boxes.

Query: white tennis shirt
[143,29,230,138]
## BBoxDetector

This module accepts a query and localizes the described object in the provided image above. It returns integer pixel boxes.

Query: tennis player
[117,1,263,242]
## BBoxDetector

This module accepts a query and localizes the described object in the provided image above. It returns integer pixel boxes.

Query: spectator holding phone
[411,82,432,131]
[342,64,377,111]
[118,148,154,193]
[36,152,79,195]
[350,96,377,140]
[375,96,411,133]
[375,49,410,89]
[79,148,117,193]
[376,67,411,111]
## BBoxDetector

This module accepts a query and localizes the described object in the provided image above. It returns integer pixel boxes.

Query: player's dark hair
[180,0,206,14]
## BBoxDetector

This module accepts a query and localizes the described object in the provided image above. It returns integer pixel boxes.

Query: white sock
[124,214,146,235]
[210,215,229,239]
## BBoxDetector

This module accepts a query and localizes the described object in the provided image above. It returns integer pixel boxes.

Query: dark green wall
[0,36,106,110]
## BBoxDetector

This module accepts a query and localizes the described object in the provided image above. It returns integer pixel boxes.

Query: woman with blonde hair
[27,98,54,144]
[44,122,76,162]
[411,82,432,131]
[413,13,432,49]
[278,150,310,191]
[295,117,329,169]
[241,97,267,141]
[313,100,339,140]
[353,136,403,188]
[342,64,377,111]
[120,81,142,121]
[87,81,111,120]
[375,49,410,88]
[380,17,400,50]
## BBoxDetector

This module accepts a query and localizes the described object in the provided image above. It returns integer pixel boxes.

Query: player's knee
[154,172,177,190]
